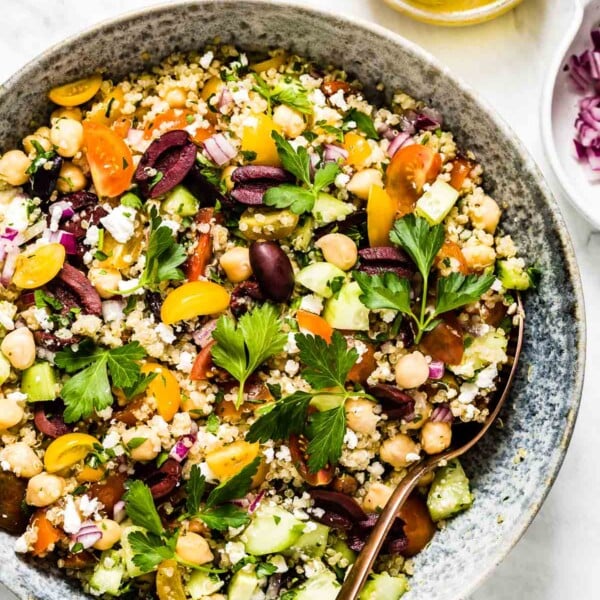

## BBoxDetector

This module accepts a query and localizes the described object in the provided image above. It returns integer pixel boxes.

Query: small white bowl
[541,0,600,229]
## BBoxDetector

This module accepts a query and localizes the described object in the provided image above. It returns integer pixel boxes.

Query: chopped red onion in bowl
[49,230,78,255]
[323,143,349,163]
[387,132,414,158]
[203,133,236,166]
[72,522,102,549]
[428,360,445,380]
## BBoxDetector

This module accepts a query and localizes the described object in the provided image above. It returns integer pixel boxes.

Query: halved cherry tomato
[144,108,215,144]
[111,117,131,138]
[190,340,216,382]
[367,184,397,247]
[48,75,102,107]
[187,208,214,281]
[206,441,260,481]
[12,243,66,289]
[420,319,464,365]
[161,281,230,325]
[82,121,134,197]
[142,363,181,422]
[87,87,125,125]
[88,473,127,514]
[385,145,442,216]
[398,493,436,557]
[99,231,143,271]
[449,156,475,191]
[31,511,61,557]
[436,240,469,275]
[346,340,377,385]
[289,434,334,486]
[343,131,371,169]
[321,80,352,96]
[157,559,187,600]
[250,54,287,73]
[44,433,99,473]
[76,465,106,483]
[241,113,282,166]
[297,310,333,343]
[215,382,273,421]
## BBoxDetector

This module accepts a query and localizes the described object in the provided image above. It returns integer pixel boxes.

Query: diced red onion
[203,134,236,166]
[323,144,349,163]
[248,490,265,514]
[218,88,234,112]
[113,500,126,523]
[431,404,453,423]
[49,230,78,255]
[49,200,75,221]
[0,246,19,286]
[428,360,445,380]
[387,132,414,158]
[2,227,20,241]
[192,319,218,348]
[169,432,197,463]
[73,522,102,549]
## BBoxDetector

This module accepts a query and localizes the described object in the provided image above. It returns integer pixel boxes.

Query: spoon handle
[337,460,434,600]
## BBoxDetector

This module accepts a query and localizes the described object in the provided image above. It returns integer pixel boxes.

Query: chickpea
[315,233,357,271]
[88,267,122,299]
[23,133,52,155]
[1,327,36,370]
[219,247,253,283]
[56,162,87,193]
[0,442,43,478]
[93,519,122,550]
[363,482,393,512]
[346,168,383,200]
[50,118,84,158]
[122,426,161,462]
[380,433,419,469]
[470,196,501,234]
[51,107,83,123]
[420,421,452,455]
[26,472,65,507]
[0,150,32,186]
[221,165,236,192]
[175,532,214,565]
[0,397,24,430]
[345,398,379,434]
[164,87,187,109]
[272,104,306,138]
[462,244,496,271]
[395,351,429,389]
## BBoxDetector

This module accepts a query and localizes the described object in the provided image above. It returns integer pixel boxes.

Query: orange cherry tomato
[436,240,469,275]
[420,319,464,365]
[144,108,214,144]
[31,511,61,557]
[367,184,397,247]
[187,208,214,281]
[343,131,371,169]
[82,121,134,197]
[241,113,282,166]
[385,145,442,216]
[297,310,333,343]
[398,493,436,557]
[142,363,181,422]
[346,340,377,385]
[76,465,105,483]
[449,157,475,191]
[250,54,287,73]
[88,473,127,514]
[111,117,131,138]
[190,340,216,382]
[289,434,334,486]
[321,80,352,96]
[48,75,102,107]
[160,281,230,325]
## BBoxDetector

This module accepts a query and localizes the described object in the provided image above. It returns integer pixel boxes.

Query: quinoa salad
[0,45,534,600]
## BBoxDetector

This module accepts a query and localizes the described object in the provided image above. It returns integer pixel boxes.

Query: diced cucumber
[296,262,346,298]
[497,260,532,290]
[120,192,143,210]
[323,281,370,330]
[162,185,200,217]
[228,565,258,600]
[358,572,409,600]
[285,522,330,558]
[332,538,356,568]
[427,459,474,522]
[241,505,305,555]
[187,570,224,599]
[312,192,354,226]
[292,216,314,252]
[415,180,459,225]
[310,393,344,412]
[89,550,125,597]
[0,353,11,386]
[21,362,59,402]
[289,570,341,600]
[448,328,507,378]
[121,526,148,576]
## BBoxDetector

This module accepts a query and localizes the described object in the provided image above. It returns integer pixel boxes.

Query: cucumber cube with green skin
[241,505,305,555]
[496,260,532,290]
[290,570,341,600]
[89,550,126,597]
[358,572,409,600]
[296,262,346,298]
[415,180,459,225]
[312,192,354,226]
[284,522,330,558]
[427,459,474,522]
[21,362,59,402]
[228,565,258,600]
[187,571,224,600]
[162,185,200,217]
[120,526,148,577]
[323,281,370,330]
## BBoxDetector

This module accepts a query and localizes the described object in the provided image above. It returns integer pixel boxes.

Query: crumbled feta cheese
[32,307,53,331]
[6,391,27,403]
[310,89,327,107]
[200,50,214,69]
[199,461,219,483]
[283,332,299,354]
[276,445,291,462]
[458,382,478,404]
[100,205,137,243]
[62,497,82,534]
[78,495,100,518]
[344,429,358,450]
[176,351,194,372]
[103,430,121,450]
[224,541,246,565]
[3,196,29,232]
[161,219,180,234]
[264,447,275,464]
[329,89,348,110]
[102,300,125,322]
[84,225,100,247]
[491,278,503,292]
[284,359,299,376]
[475,363,498,389]
[156,323,176,344]
[335,173,350,189]
[231,88,250,105]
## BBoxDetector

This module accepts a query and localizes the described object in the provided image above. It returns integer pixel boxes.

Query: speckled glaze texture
[0,2,585,599]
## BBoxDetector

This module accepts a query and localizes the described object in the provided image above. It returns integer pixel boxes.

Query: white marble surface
[0,0,598,598]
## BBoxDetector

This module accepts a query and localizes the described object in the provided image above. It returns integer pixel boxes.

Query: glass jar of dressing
[384,0,524,26]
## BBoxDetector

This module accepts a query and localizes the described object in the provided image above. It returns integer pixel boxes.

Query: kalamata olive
[184,162,230,208]
[358,264,413,277]
[368,383,415,420]
[60,190,98,211]
[26,155,63,201]
[308,489,368,521]
[58,263,102,316]
[61,551,98,570]
[146,458,182,500]
[358,247,412,265]
[89,473,127,514]
[230,181,273,205]
[0,471,29,534]
[134,130,196,198]
[309,509,353,531]
[146,291,163,322]
[231,165,291,183]
[61,206,108,240]
[249,241,294,303]
[113,397,146,426]
[385,536,409,555]
[34,401,71,438]
[230,281,264,318]
[34,330,81,351]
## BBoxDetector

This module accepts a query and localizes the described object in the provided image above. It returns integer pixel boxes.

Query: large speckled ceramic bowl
[0,2,585,599]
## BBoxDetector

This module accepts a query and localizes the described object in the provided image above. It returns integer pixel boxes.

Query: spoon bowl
[541,0,600,228]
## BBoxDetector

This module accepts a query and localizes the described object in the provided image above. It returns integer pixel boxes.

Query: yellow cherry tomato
[76,465,106,483]
[161,281,230,325]
[367,185,397,247]
[12,243,66,289]
[343,131,372,169]
[206,441,260,481]
[156,560,186,600]
[241,113,282,166]
[44,433,99,474]
[250,54,287,73]
[49,75,103,107]
[87,87,125,125]
[142,363,181,422]
[99,231,143,270]
[200,76,225,102]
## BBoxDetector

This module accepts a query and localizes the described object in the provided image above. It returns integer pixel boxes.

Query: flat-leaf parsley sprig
[355,214,495,344]
[247,331,374,473]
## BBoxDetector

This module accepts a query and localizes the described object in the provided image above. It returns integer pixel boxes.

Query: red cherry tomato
[289,434,335,486]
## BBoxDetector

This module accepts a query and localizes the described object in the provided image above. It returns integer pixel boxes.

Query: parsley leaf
[127,530,176,573]
[186,465,206,516]
[197,505,250,531]
[124,480,164,535]
[211,304,286,408]
[206,457,261,508]
[313,162,340,194]
[435,271,495,315]
[307,405,346,472]
[34,289,62,311]
[343,108,379,140]
[263,184,315,214]
[252,74,313,115]
[270,131,311,186]
[196,153,226,193]
[26,140,56,175]
[354,271,412,315]
[55,340,147,423]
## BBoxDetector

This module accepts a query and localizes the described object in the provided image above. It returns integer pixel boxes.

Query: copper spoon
[337,295,525,600]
